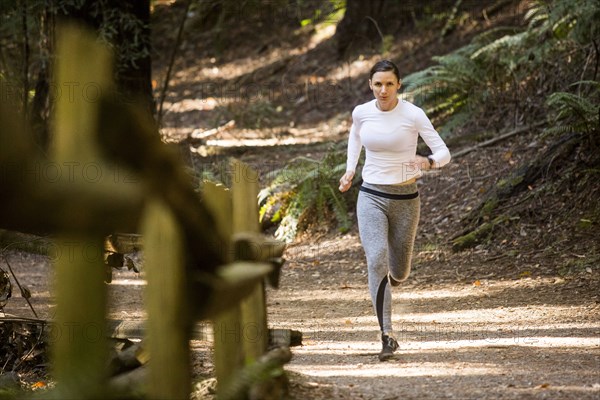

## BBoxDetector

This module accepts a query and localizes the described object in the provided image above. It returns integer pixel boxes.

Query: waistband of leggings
[359,185,419,200]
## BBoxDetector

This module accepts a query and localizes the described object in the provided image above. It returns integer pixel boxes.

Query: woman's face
[369,71,401,110]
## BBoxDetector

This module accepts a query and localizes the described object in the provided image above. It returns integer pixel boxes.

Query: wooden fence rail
[0,24,287,400]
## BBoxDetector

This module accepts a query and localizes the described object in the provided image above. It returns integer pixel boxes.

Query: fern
[544,81,600,137]
[533,0,600,43]
[258,146,352,242]
[403,0,600,137]
[403,43,488,134]
[470,31,530,62]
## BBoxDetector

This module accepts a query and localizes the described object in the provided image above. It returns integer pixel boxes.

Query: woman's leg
[357,190,393,335]
[387,184,420,284]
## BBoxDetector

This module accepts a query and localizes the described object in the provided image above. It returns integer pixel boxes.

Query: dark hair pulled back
[369,60,401,81]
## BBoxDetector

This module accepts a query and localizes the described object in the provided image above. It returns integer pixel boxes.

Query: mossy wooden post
[142,198,191,400]
[203,182,245,393]
[231,160,268,363]
[50,25,111,398]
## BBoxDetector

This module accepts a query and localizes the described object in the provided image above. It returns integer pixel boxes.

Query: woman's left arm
[415,108,451,169]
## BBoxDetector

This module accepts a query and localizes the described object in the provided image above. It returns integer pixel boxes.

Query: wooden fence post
[203,181,245,393]
[208,160,287,400]
[204,161,272,397]
[49,25,112,398]
[231,160,268,363]
[142,198,191,399]
[51,236,109,398]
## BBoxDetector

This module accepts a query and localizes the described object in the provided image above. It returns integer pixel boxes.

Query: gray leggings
[357,181,420,334]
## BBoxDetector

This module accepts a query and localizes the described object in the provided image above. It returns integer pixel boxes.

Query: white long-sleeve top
[346,99,451,184]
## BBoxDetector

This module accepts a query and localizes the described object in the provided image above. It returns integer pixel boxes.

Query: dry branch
[190,119,236,141]
[452,122,546,159]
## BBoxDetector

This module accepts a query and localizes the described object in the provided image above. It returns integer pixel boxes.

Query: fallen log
[189,119,235,141]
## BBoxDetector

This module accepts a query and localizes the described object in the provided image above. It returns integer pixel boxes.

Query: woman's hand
[412,155,433,171]
[339,171,355,192]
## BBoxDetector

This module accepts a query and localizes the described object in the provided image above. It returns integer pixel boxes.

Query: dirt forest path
[4,215,599,400]
[270,231,600,400]
[2,142,599,399]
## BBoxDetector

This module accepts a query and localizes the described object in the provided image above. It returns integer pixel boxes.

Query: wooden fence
[0,25,287,399]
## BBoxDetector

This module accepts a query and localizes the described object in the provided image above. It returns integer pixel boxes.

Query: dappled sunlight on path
[270,234,600,399]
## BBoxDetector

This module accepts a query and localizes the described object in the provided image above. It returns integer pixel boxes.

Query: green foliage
[558,253,599,276]
[402,0,600,137]
[258,147,351,242]
[0,1,149,73]
[402,42,488,134]
[0,0,150,112]
[404,24,536,135]
[545,81,600,137]
[0,1,39,87]
[299,0,345,27]
[439,0,471,39]
[526,0,600,44]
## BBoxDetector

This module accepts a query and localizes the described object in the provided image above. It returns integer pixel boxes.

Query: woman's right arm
[339,109,362,192]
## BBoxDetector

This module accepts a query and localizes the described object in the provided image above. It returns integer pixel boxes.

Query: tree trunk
[29,1,53,151]
[115,0,154,116]
[334,0,387,58]
[38,0,154,123]
[334,0,461,58]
